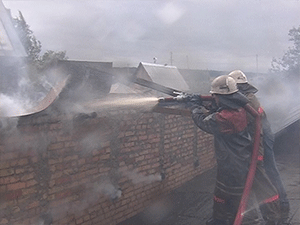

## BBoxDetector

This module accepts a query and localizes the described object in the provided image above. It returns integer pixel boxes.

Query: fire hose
[233,104,261,225]
[157,94,261,225]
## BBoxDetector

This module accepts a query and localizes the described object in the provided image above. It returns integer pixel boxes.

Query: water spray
[157,93,213,103]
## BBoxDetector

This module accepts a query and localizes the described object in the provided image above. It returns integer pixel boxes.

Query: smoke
[93,178,122,201]
[79,132,105,152]
[0,117,19,133]
[34,168,163,224]
[0,93,33,117]
[251,73,299,133]
[121,168,162,184]
[0,56,69,118]
[142,199,173,224]
[1,129,50,153]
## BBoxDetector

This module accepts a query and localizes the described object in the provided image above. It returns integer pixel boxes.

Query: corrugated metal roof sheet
[253,75,299,134]
[265,102,300,134]
[136,62,190,92]
[0,1,27,57]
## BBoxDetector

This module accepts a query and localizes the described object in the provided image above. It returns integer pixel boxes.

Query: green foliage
[37,50,67,71]
[13,11,42,61]
[270,26,300,78]
[12,11,67,68]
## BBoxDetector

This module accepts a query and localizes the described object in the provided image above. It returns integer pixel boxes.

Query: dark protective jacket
[191,92,280,224]
[192,92,252,188]
[191,92,260,223]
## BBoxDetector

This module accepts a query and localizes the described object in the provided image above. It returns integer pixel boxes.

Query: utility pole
[186,55,189,69]
[170,52,173,66]
[256,54,258,75]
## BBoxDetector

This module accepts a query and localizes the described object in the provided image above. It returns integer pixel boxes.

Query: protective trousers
[212,163,280,225]
[262,117,290,219]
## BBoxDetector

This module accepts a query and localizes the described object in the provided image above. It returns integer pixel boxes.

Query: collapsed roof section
[0,1,27,57]
[0,60,113,117]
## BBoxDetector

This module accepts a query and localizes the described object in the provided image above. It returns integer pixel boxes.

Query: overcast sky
[3,0,300,73]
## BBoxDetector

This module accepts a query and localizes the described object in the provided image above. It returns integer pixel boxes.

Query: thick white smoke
[251,73,299,133]
[121,168,162,184]
[0,93,33,117]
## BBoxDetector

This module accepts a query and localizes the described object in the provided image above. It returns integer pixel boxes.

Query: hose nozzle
[158,97,175,103]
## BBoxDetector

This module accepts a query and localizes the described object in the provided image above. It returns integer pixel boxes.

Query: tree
[12,11,67,66]
[270,26,300,78]
[13,11,42,61]
[37,50,67,71]
[10,11,68,97]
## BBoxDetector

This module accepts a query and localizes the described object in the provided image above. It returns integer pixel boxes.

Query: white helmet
[210,75,238,95]
[228,70,248,84]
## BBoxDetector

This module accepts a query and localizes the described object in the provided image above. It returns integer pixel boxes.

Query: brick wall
[0,108,215,225]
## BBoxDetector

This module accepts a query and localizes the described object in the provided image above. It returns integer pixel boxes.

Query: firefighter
[190,75,280,225]
[228,70,291,225]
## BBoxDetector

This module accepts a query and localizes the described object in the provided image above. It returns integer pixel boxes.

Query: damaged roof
[0,1,27,57]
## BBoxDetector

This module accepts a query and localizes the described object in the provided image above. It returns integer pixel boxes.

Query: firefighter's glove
[191,105,209,115]
[190,94,203,106]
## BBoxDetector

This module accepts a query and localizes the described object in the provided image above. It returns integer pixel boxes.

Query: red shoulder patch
[216,108,247,134]
[258,106,264,115]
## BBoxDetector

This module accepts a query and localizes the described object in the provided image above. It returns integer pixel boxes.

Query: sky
[3,0,300,73]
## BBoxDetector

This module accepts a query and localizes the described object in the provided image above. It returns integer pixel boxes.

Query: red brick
[7,182,26,191]
[78,158,85,165]
[1,152,18,160]
[55,176,71,185]
[22,187,36,196]
[11,158,29,166]
[125,131,134,136]
[0,111,217,225]
[48,158,63,165]
[15,168,25,174]
[26,180,38,188]
[76,217,84,224]
[26,200,39,209]
[139,135,148,141]
[49,123,62,130]
[0,185,6,194]
[64,155,78,162]
[5,190,22,200]
[0,218,9,224]
[83,215,90,222]
[0,162,10,170]
[55,190,72,199]
[48,142,64,150]
[21,173,34,181]
[0,176,20,185]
